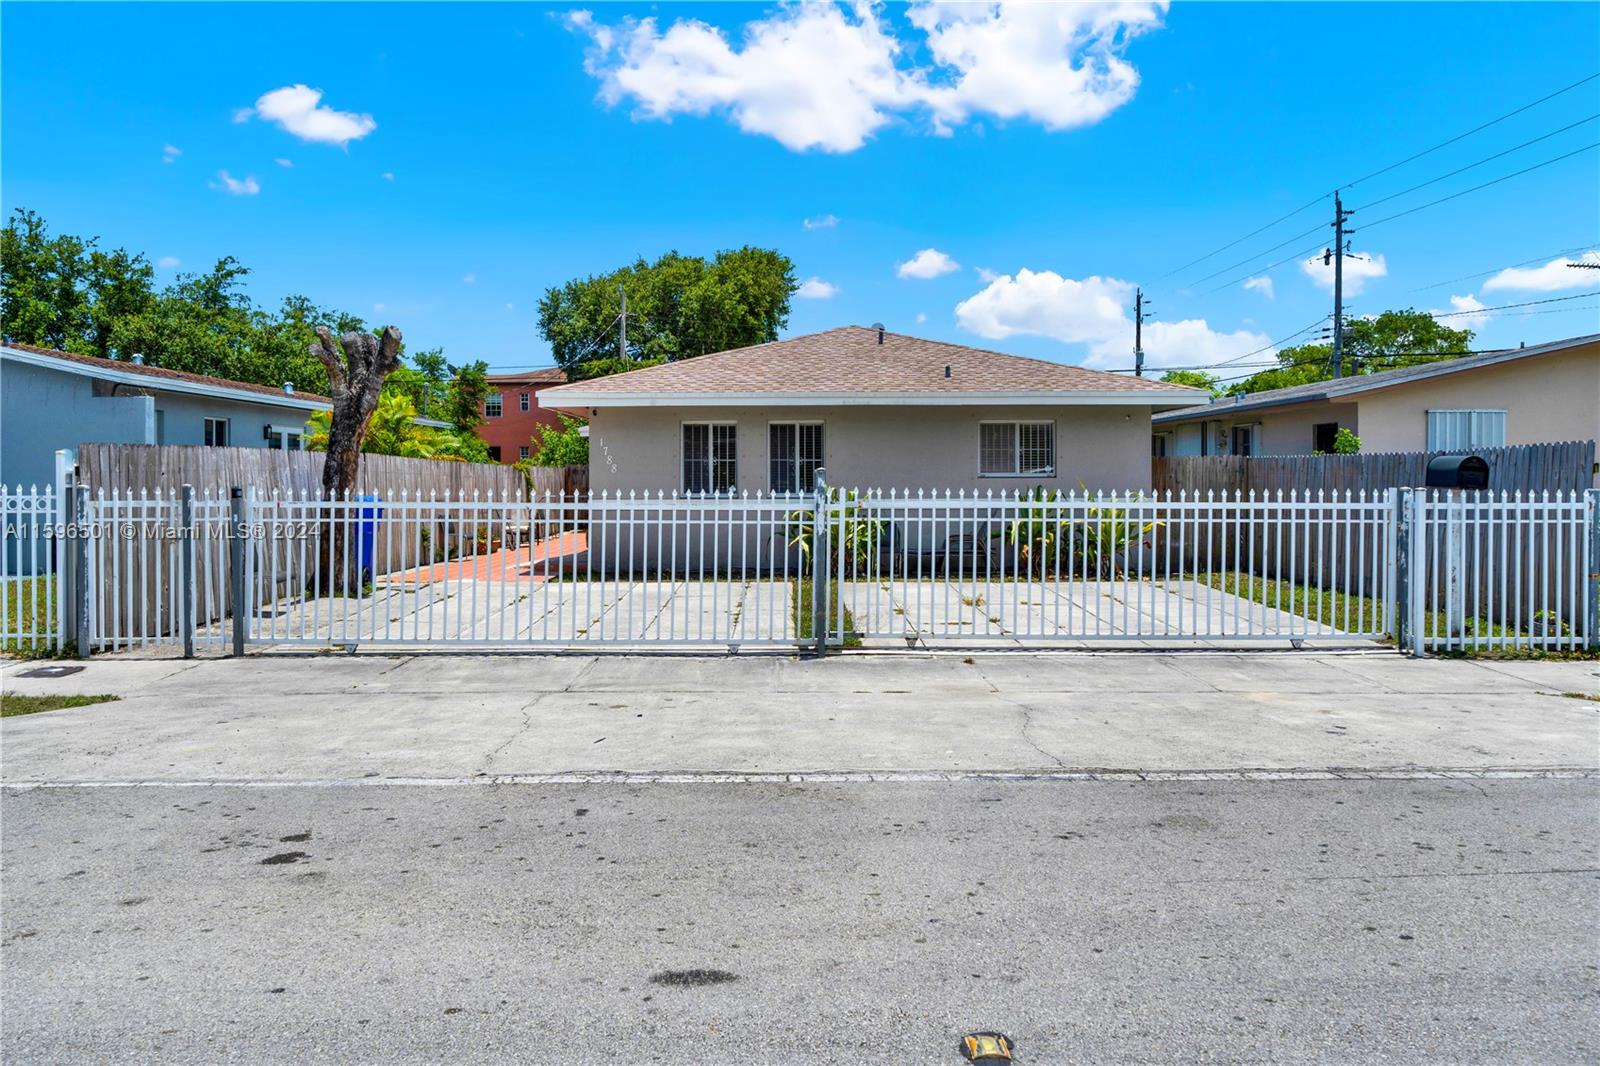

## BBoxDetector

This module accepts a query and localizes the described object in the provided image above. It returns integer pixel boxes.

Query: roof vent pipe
[872,322,885,345]
[131,353,144,365]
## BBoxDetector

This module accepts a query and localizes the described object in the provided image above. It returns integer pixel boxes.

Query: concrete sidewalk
[3,651,1596,783]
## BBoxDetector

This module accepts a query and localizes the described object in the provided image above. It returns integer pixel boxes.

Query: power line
[1157,194,1327,281]
[1355,141,1600,232]
[1186,221,1328,288]
[1200,239,1330,296]
[1161,71,1600,283]
[1426,290,1600,317]
[1405,244,1599,293]
[1353,112,1599,213]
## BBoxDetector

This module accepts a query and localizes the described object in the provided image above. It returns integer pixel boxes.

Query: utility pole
[1328,191,1353,379]
[1133,287,1151,377]
[618,285,628,361]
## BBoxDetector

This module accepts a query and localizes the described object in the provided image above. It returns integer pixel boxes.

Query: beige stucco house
[539,326,1204,495]
[1152,332,1600,461]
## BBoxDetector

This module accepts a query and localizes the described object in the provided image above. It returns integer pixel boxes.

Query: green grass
[792,579,861,648]
[3,576,61,659]
[1,693,119,718]
[1206,572,1597,659]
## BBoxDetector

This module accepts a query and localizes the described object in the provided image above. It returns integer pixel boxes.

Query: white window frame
[265,424,305,451]
[484,393,503,418]
[1151,431,1171,458]
[518,445,530,460]
[1427,408,1506,451]
[203,417,230,447]
[978,420,1055,478]
[682,422,738,495]
[519,392,530,412]
[1229,422,1261,457]
[768,421,825,495]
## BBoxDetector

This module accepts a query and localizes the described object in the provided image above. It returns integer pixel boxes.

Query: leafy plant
[1332,427,1362,454]
[786,488,885,576]
[1005,486,1065,576]
[529,415,589,466]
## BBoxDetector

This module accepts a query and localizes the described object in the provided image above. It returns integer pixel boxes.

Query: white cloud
[796,277,839,299]
[897,247,959,279]
[915,311,928,324]
[274,157,294,168]
[238,84,376,147]
[463,273,477,285]
[210,170,260,196]
[975,266,999,283]
[1432,294,1491,331]
[1299,249,1387,296]
[161,144,181,164]
[1481,251,1600,293]
[373,303,386,313]
[505,303,516,312]
[157,256,181,268]
[803,213,840,230]
[954,267,1270,371]
[381,171,395,182]
[1243,275,1274,300]
[567,2,1165,154]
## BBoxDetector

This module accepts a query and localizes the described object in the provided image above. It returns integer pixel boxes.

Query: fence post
[54,449,74,653]
[73,485,92,660]
[229,486,247,657]
[1394,488,1413,655]
[1586,487,1599,653]
[180,484,196,660]
[811,467,829,657]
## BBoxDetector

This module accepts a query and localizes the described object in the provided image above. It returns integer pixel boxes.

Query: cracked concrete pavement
[3,651,1596,782]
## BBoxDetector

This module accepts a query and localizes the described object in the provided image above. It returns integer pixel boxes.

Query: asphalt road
[4,778,1596,1064]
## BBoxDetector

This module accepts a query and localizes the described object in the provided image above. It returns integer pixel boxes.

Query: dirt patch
[260,852,310,866]
[649,969,738,988]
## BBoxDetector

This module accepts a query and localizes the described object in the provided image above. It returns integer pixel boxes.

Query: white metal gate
[4,476,1596,657]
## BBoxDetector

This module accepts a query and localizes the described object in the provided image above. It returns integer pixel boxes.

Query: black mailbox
[1425,454,1490,489]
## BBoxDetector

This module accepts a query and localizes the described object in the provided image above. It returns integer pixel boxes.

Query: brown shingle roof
[541,326,1201,400]
[485,368,567,385]
[3,341,333,404]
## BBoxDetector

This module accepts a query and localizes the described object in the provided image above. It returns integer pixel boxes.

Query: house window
[518,445,530,460]
[155,410,166,445]
[1151,432,1170,457]
[683,423,737,494]
[1313,422,1340,454]
[265,425,304,451]
[1428,409,1505,451]
[484,393,503,418]
[204,417,229,447]
[519,392,530,412]
[769,423,824,494]
[487,446,502,462]
[1230,424,1258,457]
[979,421,1054,477]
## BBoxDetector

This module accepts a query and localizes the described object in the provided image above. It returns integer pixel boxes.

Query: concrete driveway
[3,652,1596,784]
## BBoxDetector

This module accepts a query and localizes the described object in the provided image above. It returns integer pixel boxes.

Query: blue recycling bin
[357,496,384,582]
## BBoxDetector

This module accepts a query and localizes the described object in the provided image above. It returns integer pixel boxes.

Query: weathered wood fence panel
[1153,440,1596,496]
[75,445,527,641]
[76,444,527,500]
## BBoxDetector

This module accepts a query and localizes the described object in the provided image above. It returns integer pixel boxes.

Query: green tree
[528,415,589,466]
[1230,310,1474,396]
[445,360,490,434]
[537,247,796,373]
[1159,369,1221,395]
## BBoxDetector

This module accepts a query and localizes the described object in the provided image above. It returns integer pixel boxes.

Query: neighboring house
[476,369,568,463]
[1152,332,1600,460]
[538,326,1204,494]
[0,341,448,489]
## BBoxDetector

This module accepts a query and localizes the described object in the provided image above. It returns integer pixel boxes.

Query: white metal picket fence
[2,480,1595,657]
[822,488,1399,646]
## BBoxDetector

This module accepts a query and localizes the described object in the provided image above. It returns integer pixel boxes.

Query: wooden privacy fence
[1153,440,1596,497]
[77,443,527,500]
[74,445,527,643]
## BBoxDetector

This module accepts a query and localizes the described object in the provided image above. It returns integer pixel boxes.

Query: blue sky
[3,2,1597,379]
